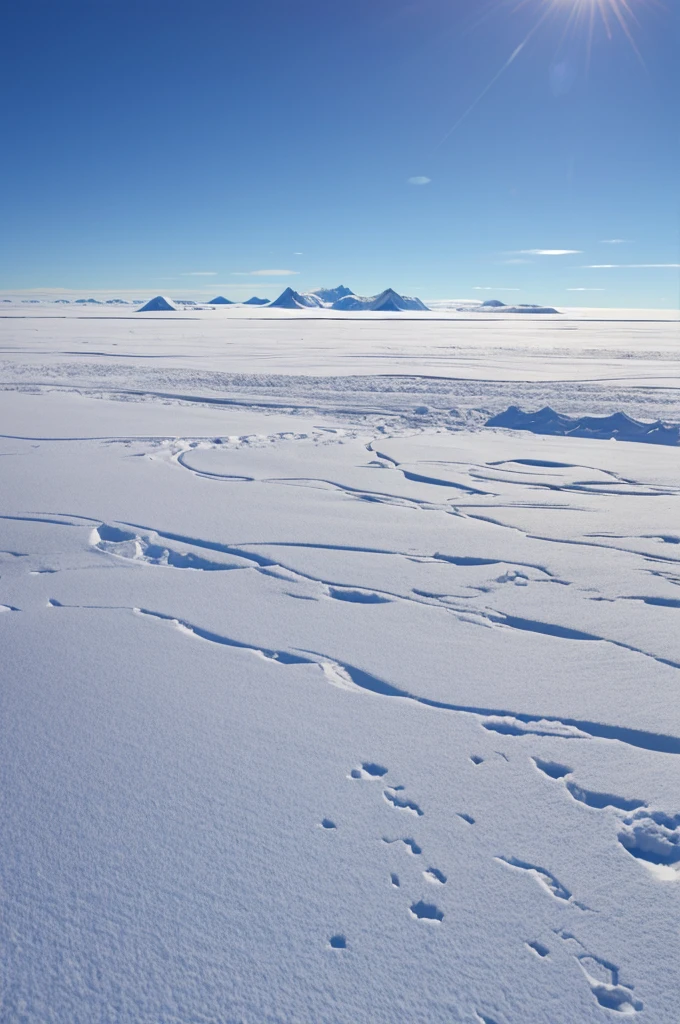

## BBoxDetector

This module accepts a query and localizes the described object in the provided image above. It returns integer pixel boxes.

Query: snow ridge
[488,406,680,445]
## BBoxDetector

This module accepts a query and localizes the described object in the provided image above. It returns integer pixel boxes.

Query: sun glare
[544,0,646,58]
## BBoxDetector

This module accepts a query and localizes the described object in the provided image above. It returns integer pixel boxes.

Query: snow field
[1,310,680,1021]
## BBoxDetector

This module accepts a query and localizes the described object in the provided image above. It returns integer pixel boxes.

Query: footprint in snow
[348,762,388,780]
[409,900,444,923]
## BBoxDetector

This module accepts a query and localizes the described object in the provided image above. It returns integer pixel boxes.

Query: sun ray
[544,0,652,63]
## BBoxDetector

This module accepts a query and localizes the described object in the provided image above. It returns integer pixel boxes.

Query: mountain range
[267,286,429,311]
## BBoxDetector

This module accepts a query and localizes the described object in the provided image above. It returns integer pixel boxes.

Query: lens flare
[536,0,651,61]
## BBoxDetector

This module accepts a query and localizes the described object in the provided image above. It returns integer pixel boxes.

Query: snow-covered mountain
[332,288,429,312]
[209,296,233,305]
[310,285,353,304]
[457,299,560,314]
[268,287,325,309]
[137,295,179,312]
[243,296,270,305]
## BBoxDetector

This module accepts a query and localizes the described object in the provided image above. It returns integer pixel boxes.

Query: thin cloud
[567,287,604,291]
[600,239,629,244]
[583,263,680,269]
[501,258,533,264]
[233,269,300,276]
[516,249,581,256]
[474,286,520,291]
[408,176,431,185]
[293,252,304,255]
[182,271,218,276]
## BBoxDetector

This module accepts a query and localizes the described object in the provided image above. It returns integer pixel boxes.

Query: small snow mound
[487,406,680,445]
[137,295,179,312]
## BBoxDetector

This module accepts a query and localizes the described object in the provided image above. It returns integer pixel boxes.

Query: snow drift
[487,406,680,445]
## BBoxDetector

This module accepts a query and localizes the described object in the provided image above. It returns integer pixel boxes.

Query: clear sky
[2,0,678,307]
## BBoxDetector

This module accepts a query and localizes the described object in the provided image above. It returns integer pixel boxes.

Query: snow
[137,294,179,312]
[311,284,354,303]
[1,304,680,1022]
[332,287,429,311]
[488,406,680,445]
[457,300,561,314]
[269,286,325,308]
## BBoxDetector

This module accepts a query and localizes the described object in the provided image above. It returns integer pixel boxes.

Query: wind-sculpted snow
[2,314,680,1022]
[488,405,680,445]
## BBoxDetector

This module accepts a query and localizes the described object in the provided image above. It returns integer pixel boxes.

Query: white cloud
[407,176,431,185]
[233,269,300,277]
[293,252,304,255]
[567,287,605,291]
[516,249,582,256]
[583,264,680,269]
[182,271,218,276]
[600,239,629,244]
[501,258,533,264]
[473,286,520,291]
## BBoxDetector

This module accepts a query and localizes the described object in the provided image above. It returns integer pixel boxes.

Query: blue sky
[1,0,678,307]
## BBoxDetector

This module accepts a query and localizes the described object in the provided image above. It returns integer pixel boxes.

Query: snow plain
[1,305,680,1023]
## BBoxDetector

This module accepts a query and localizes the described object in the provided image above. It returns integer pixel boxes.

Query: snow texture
[488,405,680,445]
[1,303,680,1022]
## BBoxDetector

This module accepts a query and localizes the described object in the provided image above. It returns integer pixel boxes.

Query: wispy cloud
[293,252,304,255]
[182,271,218,276]
[233,269,300,276]
[516,249,581,256]
[474,286,520,291]
[583,263,680,269]
[600,239,629,244]
[501,258,533,265]
[567,287,604,291]
[407,176,431,185]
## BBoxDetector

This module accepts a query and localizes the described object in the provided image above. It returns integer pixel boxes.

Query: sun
[542,0,647,58]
